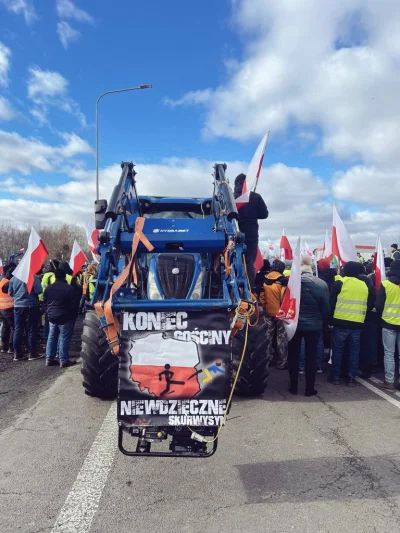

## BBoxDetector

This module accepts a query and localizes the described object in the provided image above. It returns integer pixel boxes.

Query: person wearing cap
[233,173,268,287]
[260,259,288,369]
[375,260,400,391]
[390,244,400,261]
[288,255,330,396]
[328,261,375,386]
[43,264,80,368]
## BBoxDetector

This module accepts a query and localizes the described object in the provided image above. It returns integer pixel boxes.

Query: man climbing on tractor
[234,173,268,287]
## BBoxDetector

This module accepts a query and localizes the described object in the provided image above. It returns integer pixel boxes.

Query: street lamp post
[95,84,152,200]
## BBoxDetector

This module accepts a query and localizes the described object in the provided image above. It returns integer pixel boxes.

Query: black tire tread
[81,311,118,399]
[232,308,271,397]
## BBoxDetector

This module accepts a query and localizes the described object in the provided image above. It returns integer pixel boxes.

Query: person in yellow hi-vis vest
[328,261,374,387]
[376,260,400,391]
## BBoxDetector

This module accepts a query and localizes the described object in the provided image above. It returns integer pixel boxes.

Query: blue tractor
[81,162,270,457]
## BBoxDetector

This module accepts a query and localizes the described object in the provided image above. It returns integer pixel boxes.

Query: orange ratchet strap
[94,217,154,355]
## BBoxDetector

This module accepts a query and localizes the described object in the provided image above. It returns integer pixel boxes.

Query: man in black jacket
[234,173,268,287]
[43,266,79,368]
[328,261,375,386]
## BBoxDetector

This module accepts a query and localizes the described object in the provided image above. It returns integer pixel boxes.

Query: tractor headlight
[190,269,204,299]
[147,270,163,300]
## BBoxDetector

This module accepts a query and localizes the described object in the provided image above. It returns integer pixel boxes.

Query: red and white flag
[280,229,293,261]
[276,237,301,341]
[323,229,332,258]
[12,228,48,293]
[0,260,3,276]
[332,205,358,264]
[86,221,99,261]
[373,235,386,292]
[301,240,313,258]
[254,247,264,273]
[236,132,269,208]
[69,240,88,277]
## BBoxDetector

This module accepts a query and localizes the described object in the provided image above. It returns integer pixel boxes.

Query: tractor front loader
[81,162,271,457]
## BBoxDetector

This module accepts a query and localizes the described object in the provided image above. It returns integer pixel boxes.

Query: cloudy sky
[0,0,399,250]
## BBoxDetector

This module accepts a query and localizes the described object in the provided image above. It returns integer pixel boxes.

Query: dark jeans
[44,313,50,344]
[0,308,14,351]
[359,318,379,376]
[331,327,361,380]
[14,306,40,354]
[245,239,258,288]
[46,320,74,364]
[288,330,319,393]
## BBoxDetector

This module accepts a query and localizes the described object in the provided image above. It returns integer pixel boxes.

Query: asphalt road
[1,334,400,533]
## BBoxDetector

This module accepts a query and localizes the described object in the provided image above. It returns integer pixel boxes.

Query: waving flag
[0,260,3,276]
[86,221,100,261]
[373,235,386,292]
[276,237,301,341]
[280,229,293,261]
[69,240,88,277]
[12,228,48,293]
[235,132,270,208]
[332,205,358,264]
[323,229,332,259]
[254,247,264,273]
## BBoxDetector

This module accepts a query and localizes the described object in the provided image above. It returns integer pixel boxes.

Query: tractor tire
[232,308,271,397]
[81,311,118,399]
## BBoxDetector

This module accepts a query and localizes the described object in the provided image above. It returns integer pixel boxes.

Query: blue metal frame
[92,162,251,311]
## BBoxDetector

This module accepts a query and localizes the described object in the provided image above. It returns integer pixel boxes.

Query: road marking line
[51,402,118,533]
[356,377,400,409]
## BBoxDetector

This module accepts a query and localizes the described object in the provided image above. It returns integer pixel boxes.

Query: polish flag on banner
[276,237,301,341]
[236,132,269,208]
[332,205,358,264]
[254,247,264,273]
[128,334,202,399]
[323,229,332,259]
[86,221,100,261]
[373,235,386,292]
[69,240,88,277]
[280,229,293,261]
[12,228,48,293]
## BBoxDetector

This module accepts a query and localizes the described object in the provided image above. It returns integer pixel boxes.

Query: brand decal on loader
[152,228,189,233]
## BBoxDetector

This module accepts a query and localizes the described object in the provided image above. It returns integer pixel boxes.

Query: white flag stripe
[333,205,358,263]
[13,227,41,284]
[129,334,199,367]
[283,237,301,341]
[323,229,332,258]
[236,132,269,204]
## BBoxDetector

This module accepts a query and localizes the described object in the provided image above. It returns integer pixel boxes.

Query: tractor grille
[156,254,195,299]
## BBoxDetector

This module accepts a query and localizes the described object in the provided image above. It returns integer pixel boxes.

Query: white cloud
[0,41,11,87]
[0,129,92,174]
[56,0,93,24]
[27,66,68,99]
[58,132,93,157]
[333,165,400,208]
[0,96,15,120]
[27,66,86,127]
[57,21,81,49]
[0,0,37,24]
[164,89,212,108]
[166,0,400,167]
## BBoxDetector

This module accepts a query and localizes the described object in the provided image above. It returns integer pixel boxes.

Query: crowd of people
[0,260,97,367]
[254,254,400,396]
